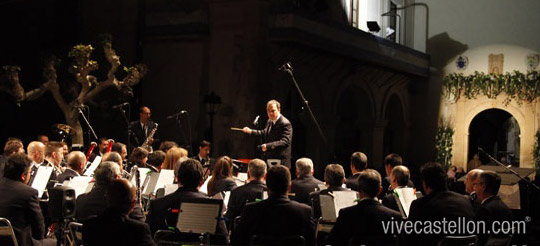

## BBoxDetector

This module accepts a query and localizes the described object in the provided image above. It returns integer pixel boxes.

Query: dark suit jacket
[231,195,315,246]
[327,198,402,246]
[208,177,237,197]
[345,172,361,191]
[145,187,228,235]
[476,196,513,246]
[309,186,354,219]
[380,176,415,198]
[225,180,266,227]
[465,192,481,212]
[83,209,155,246]
[406,190,475,246]
[381,193,400,213]
[129,120,160,150]
[75,184,145,222]
[0,155,6,181]
[57,168,79,183]
[251,115,292,168]
[0,178,46,246]
[291,174,324,204]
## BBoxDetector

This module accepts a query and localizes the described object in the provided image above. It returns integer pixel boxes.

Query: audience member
[82,179,155,246]
[57,151,85,183]
[0,153,55,246]
[76,161,145,222]
[406,162,475,245]
[231,165,315,246]
[225,158,267,228]
[345,152,367,191]
[381,165,411,212]
[290,157,324,204]
[327,169,401,246]
[474,171,513,246]
[207,156,238,197]
[464,169,483,211]
[310,164,356,219]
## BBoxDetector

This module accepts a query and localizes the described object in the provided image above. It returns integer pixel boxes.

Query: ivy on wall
[443,71,540,105]
[434,123,454,169]
[534,130,540,170]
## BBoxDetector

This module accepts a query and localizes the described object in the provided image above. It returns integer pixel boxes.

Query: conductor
[242,100,293,168]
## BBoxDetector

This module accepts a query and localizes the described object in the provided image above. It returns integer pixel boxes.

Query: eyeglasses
[472,182,485,187]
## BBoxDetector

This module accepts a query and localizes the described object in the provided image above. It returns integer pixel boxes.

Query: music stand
[175,198,223,234]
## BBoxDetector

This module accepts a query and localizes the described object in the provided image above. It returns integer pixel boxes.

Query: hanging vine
[534,130,540,170]
[434,122,454,170]
[443,70,540,105]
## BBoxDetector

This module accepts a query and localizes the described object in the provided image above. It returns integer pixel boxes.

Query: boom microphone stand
[76,106,98,144]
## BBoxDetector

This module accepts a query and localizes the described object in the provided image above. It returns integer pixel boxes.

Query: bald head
[66,151,86,173]
[465,169,483,194]
[391,165,410,189]
[27,141,45,163]
[106,178,136,214]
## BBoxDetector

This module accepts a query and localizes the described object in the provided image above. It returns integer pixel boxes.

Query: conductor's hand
[261,144,267,152]
[242,127,252,134]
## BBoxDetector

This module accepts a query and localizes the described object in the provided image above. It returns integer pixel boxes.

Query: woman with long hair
[207,156,237,196]
[160,147,188,170]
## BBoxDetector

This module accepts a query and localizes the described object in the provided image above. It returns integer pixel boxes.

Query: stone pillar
[372,120,388,168]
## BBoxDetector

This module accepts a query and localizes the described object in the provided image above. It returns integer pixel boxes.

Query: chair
[349,235,398,246]
[250,234,305,246]
[0,218,18,246]
[68,222,83,246]
[437,235,478,246]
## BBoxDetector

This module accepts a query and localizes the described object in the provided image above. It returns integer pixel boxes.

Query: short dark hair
[350,152,368,171]
[45,141,64,157]
[102,152,122,166]
[420,162,448,192]
[479,171,501,195]
[106,179,135,214]
[147,150,166,168]
[111,142,126,153]
[199,140,211,148]
[391,165,410,187]
[325,164,345,187]
[357,169,382,198]
[4,153,31,180]
[177,159,203,188]
[3,139,23,156]
[129,147,148,164]
[266,165,291,195]
[159,141,178,152]
[384,153,403,168]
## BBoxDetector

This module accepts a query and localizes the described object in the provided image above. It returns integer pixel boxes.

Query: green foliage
[434,124,454,170]
[443,71,540,105]
[534,130,540,170]
[68,44,98,74]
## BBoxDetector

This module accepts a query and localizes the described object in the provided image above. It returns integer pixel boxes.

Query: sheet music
[154,169,175,194]
[262,191,268,200]
[176,202,220,234]
[333,191,358,215]
[234,173,248,187]
[395,187,416,217]
[65,176,94,198]
[200,175,211,195]
[320,195,337,221]
[31,166,54,198]
[83,156,102,176]
[163,183,178,196]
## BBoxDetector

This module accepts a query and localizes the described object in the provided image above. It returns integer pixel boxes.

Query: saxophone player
[129,106,160,152]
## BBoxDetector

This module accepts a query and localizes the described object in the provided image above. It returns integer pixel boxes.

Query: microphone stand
[280,62,327,145]
[77,107,98,142]
[172,114,192,156]
[118,105,131,156]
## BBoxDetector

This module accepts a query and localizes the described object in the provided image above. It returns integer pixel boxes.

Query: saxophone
[141,123,158,152]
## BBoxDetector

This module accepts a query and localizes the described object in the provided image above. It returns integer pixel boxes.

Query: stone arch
[383,94,406,156]
[452,96,535,169]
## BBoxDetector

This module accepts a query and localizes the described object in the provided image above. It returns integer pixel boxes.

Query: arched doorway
[334,86,374,173]
[468,108,520,166]
[383,94,405,156]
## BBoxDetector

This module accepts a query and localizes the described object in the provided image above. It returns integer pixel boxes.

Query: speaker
[48,186,76,221]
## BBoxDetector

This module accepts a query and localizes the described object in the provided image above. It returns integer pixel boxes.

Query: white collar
[271,114,281,124]
[481,195,495,204]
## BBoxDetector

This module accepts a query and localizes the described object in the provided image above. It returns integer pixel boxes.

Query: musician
[242,100,293,168]
[88,138,108,163]
[27,141,45,185]
[42,141,65,183]
[129,106,160,151]
[0,138,24,180]
[192,140,213,168]
[57,151,85,183]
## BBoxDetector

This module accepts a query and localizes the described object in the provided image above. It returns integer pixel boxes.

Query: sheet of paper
[200,175,211,195]
[31,166,54,198]
[332,191,358,218]
[395,187,416,217]
[154,169,175,194]
[83,156,102,176]
[66,176,94,198]
[163,183,178,196]
[177,202,220,234]
[320,195,337,221]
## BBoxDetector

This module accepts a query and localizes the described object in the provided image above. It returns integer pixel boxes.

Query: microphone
[112,102,129,109]
[278,62,293,71]
[166,110,188,119]
[252,115,260,126]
